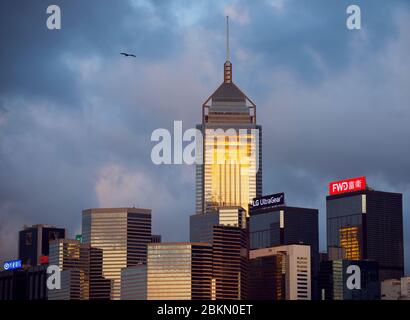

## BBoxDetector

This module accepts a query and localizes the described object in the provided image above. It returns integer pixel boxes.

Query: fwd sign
[329,176,366,195]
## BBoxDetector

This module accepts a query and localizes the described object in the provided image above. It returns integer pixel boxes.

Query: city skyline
[1,0,410,275]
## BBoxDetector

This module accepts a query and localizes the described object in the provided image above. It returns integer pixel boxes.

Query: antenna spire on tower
[226,15,230,62]
[224,16,232,83]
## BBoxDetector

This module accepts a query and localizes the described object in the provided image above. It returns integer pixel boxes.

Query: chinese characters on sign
[329,177,366,195]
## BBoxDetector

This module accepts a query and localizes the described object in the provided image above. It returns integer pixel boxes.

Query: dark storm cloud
[0,0,409,274]
[0,0,184,261]
[230,0,410,86]
[0,104,7,116]
[0,0,180,104]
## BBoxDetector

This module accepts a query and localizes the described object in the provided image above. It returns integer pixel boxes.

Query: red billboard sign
[329,176,366,195]
[39,255,49,264]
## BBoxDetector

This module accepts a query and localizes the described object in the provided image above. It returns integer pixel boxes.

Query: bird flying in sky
[120,52,136,57]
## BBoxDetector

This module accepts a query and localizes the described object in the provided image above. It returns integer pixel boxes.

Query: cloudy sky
[0,0,409,273]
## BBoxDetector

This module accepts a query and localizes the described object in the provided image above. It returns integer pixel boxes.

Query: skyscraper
[190,206,246,243]
[248,251,287,300]
[82,207,152,300]
[48,239,91,300]
[190,206,249,300]
[318,259,380,300]
[120,265,147,300]
[211,224,248,300]
[327,177,404,281]
[1,225,64,300]
[195,17,262,216]
[248,244,311,300]
[381,277,410,300]
[249,194,319,299]
[18,224,65,266]
[0,265,48,300]
[146,243,213,300]
[189,18,260,300]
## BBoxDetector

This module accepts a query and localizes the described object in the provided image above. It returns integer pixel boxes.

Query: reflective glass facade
[327,194,364,260]
[190,208,249,300]
[249,205,319,299]
[212,225,248,300]
[190,207,246,244]
[48,269,86,300]
[18,224,65,266]
[200,126,261,216]
[249,209,281,249]
[48,239,90,300]
[146,243,213,300]
[121,265,147,300]
[249,245,311,300]
[248,254,285,300]
[318,259,380,300]
[196,61,262,216]
[339,226,361,260]
[0,265,48,300]
[326,190,404,281]
[82,208,152,300]
[190,212,220,244]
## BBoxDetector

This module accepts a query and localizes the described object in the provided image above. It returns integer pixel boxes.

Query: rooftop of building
[82,207,151,215]
[22,224,58,230]
[326,188,403,200]
[249,204,319,215]
[147,242,211,247]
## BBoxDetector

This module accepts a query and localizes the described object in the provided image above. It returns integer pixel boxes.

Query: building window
[339,225,361,260]
[49,231,58,241]
[25,232,33,245]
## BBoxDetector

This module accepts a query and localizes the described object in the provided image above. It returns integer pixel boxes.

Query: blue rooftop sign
[3,260,22,271]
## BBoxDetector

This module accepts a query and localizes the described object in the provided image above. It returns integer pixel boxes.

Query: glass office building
[381,277,410,300]
[48,269,86,300]
[318,259,380,300]
[190,207,246,244]
[146,243,213,300]
[190,207,249,300]
[327,193,364,260]
[121,265,147,300]
[48,239,90,300]
[195,48,262,216]
[82,208,152,300]
[0,265,48,300]
[189,21,255,301]
[249,204,319,299]
[249,244,311,300]
[248,253,286,300]
[19,224,65,266]
[212,224,248,300]
[190,211,220,244]
[327,189,404,281]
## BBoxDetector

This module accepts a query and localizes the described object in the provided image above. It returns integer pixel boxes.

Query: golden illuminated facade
[196,39,262,216]
[48,239,90,300]
[146,243,213,300]
[82,208,152,300]
[218,207,246,228]
[339,226,361,260]
[327,190,404,281]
